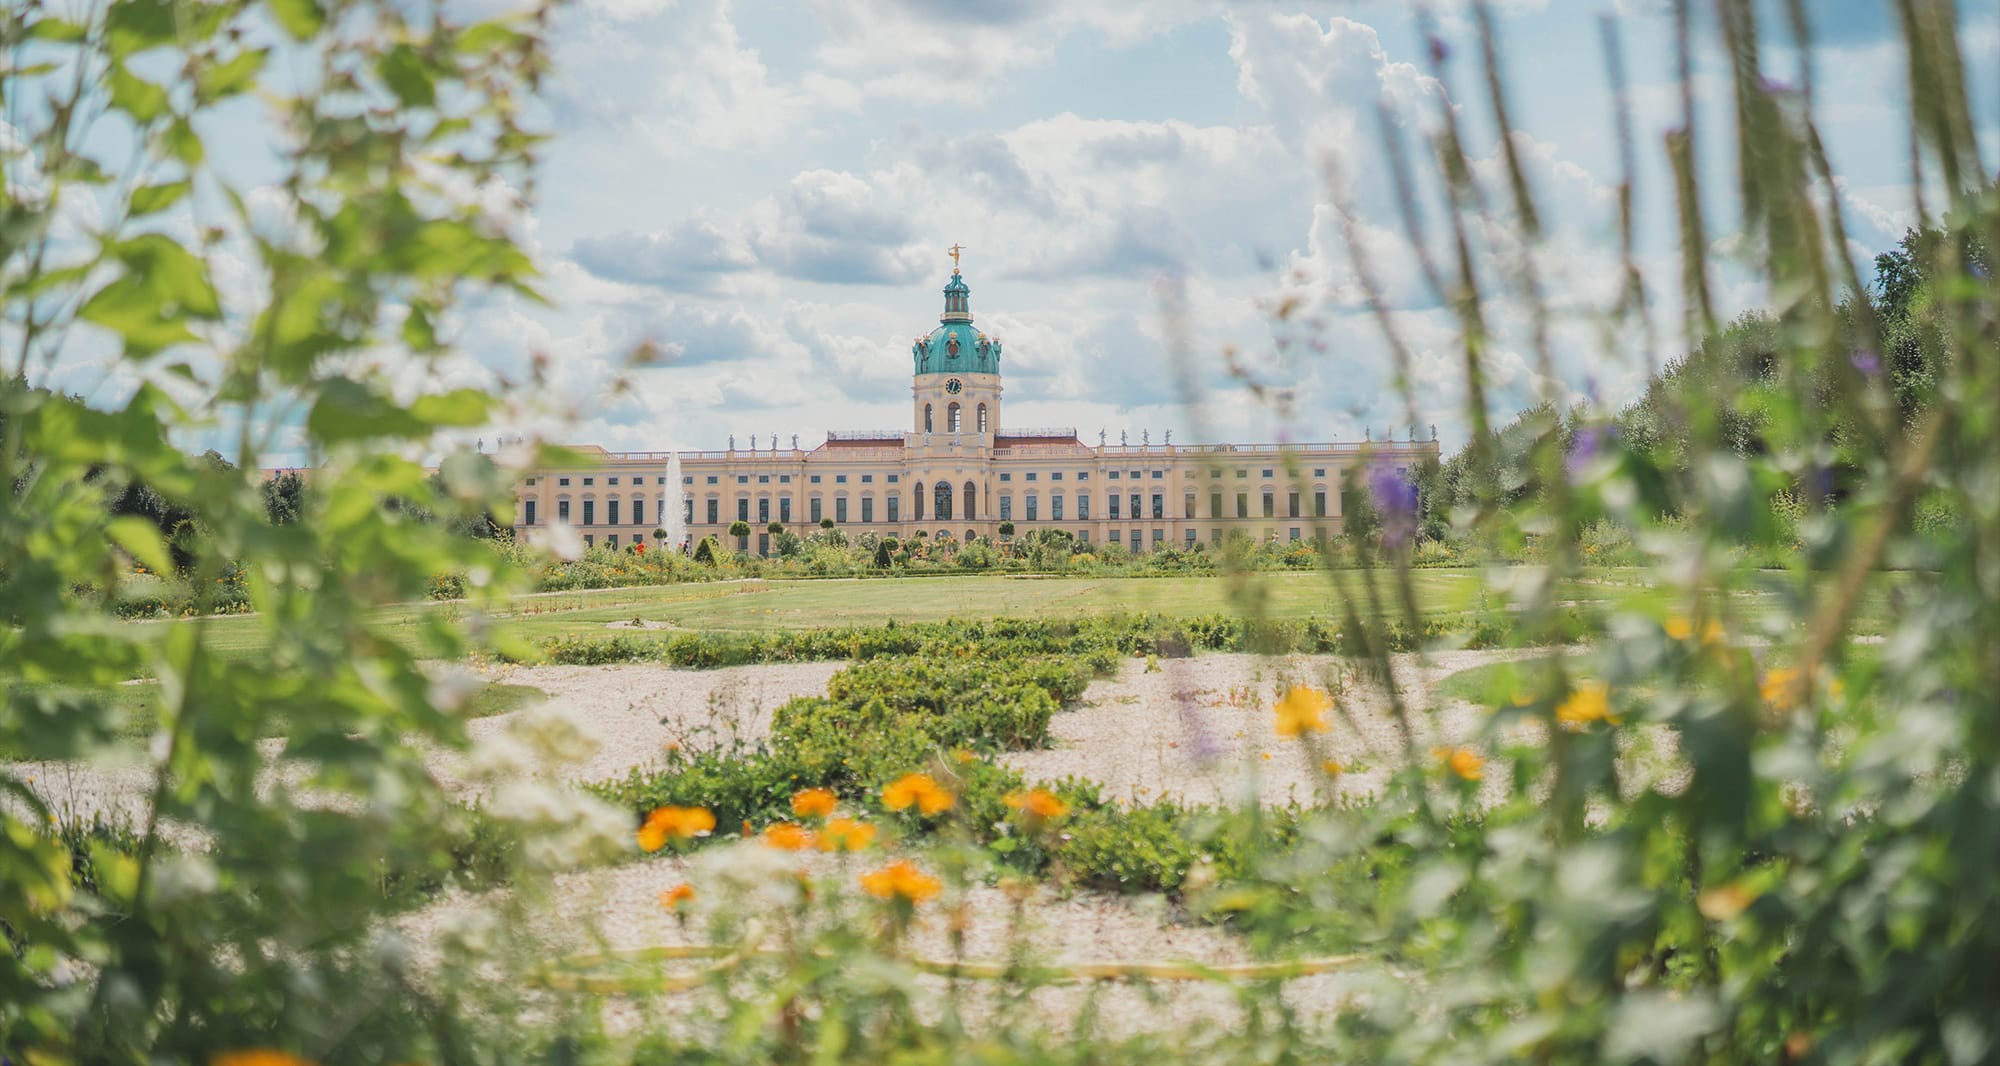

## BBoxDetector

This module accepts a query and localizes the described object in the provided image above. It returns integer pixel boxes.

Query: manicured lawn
[144,566,1906,665]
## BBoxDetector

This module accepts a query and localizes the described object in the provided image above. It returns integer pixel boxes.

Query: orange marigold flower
[211,1053,317,1066]
[791,787,838,818]
[637,805,716,852]
[1003,788,1070,820]
[881,772,954,815]
[762,822,816,851]
[817,817,878,852]
[1554,681,1615,727]
[1433,746,1484,781]
[1273,685,1332,737]
[1321,758,1344,775]
[1761,667,1802,710]
[660,883,696,911]
[860,859,942,903]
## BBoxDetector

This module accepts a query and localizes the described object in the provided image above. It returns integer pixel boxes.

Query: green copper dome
[910,270,1001,375]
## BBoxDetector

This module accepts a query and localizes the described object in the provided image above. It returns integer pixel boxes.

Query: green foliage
[0,0,565,1058]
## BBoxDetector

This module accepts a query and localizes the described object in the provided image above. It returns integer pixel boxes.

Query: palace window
[583,478,594,486]
[780,498,792,523]
[1288,492,1300,518]
[608,477,619,486]
[1109,530,1121,544]
[737,499,749,522]
[559,499,570,522]
[1077,472,1089,481]
[523,500,536,525]
[1151,494,1164,519]
[836,475,848,484]
[1151,470,1163,479]
[861,496,874,522]
[1262,492,1274,518]
[810,497,823,523]
[707,476,718,484]
[1108,494,1120,520]
[1313,468,1326,478]
[947,403,962,432]
[607,499,620,526]
[737,476,748,484]
[811,475,822,483]
[1235,469,1247,478]
[683,476,693,485]
[607,534,618,549]
[1315,491,1328,517]
[836,498,849,523]
[1129,494,1141,519]
[1236,493,1248,518]
[1184,494,1196,519]
[998,495,1012,521]
[977,404,988,432]
[999,473,1011,482]
[780,475,791,484]
[759,475,770,484]
[924,404,934,432]
[887,475,899,484]
[888,496,900,522]
[1261,469,1273,478]
[1025,494,1038,521]
[1051,472,1063,481]
[1051,494,1064,521]
[1128,470,1141,479]
[1185,529,1197,546]
[1290,527,1302,542]
[684,497,694,523]
[558,477,570,486]
[758,499,770,524]
[861,475,873,483]
[1077,494,1090,520]
[1210,493,1223,518]
[1025,473,1037,482]
[706,499,718,523]
[1108,471,1120,480]
[582,500,595,526]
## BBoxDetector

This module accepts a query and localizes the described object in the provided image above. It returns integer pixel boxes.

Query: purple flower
[1368,461,1419,549]
[1567,423,1612,479]
[1851,349,1882,376]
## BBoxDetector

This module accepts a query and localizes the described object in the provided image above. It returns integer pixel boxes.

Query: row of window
[529,466,1339,491]
[994,491,1329,521]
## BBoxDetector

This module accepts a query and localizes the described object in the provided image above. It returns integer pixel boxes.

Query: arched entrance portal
[934,481,954,521]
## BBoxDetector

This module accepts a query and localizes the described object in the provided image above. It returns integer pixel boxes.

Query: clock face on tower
[945,378,963,395]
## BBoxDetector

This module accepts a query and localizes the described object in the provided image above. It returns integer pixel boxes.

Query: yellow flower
[1273,685,1332,737]
[1666,615,1725,645]
[660,883,696,911]
[1761,667,1801,710]
[817,817,878,852]
[762,822,816,851]
[1321,759,1344,775]
[1554,680,1615,727]
[881,772,954,815]
[1696,883,1758,922]
[953,749,978,764]
[1003,788,1070,820]
[790,787,838,818]
[637,805,716,852]
[861,859,942,903]
[1433,746,1484,781]
[211,1053,317,1066]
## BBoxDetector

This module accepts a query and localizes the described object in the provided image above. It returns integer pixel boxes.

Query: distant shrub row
[528,611,1586,669]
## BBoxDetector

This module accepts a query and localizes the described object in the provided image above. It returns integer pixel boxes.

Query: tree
[262,471,306,525]
[997,521,1015,537]
[767,521,785,536]
[728,520,751,538]
[693,537,719,564]
[819,517,835,530]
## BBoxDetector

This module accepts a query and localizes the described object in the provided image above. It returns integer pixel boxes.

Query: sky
[23,0,2000,460]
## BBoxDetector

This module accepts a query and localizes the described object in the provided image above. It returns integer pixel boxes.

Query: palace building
[512,260,1438,554]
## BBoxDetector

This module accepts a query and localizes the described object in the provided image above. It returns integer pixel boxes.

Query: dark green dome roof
[910,271,1001,375]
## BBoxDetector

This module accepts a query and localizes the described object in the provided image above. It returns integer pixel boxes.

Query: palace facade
[511,266,1438,554]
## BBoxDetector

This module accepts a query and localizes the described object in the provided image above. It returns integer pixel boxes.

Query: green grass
[140,566,1908,667]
